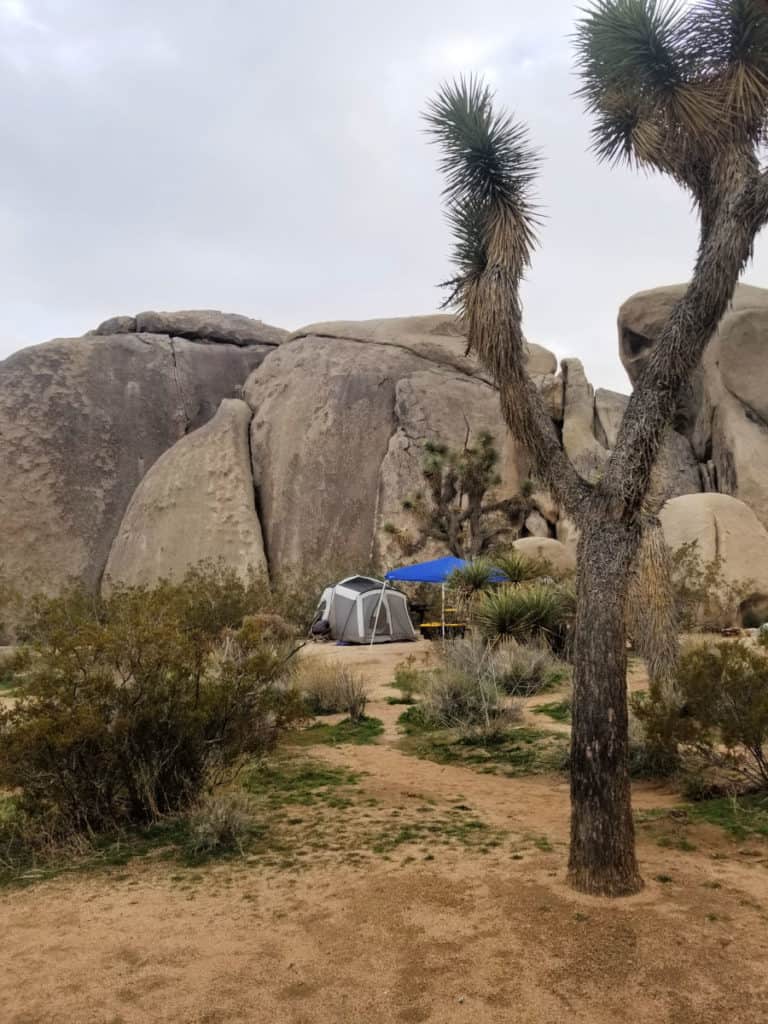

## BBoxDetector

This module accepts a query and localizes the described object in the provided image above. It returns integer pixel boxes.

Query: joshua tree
[383,431,534,558]
[424,0,768,896]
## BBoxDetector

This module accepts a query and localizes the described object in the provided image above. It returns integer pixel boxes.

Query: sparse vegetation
[390,657,427,703]
[290,716,384,747]
[532,701,571,723]
[398,711,569,778]
[297,661,368,721]
[0,568,305,852]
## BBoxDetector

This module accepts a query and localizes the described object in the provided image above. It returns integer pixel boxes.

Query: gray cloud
[1,0,766,392]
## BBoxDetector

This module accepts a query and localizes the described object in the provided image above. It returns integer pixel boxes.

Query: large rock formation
[0,312,283,602]
[660,493,768,623]
[243,316,550,572]
[104,399,267,589]
[619,283,768,528]
[2,286,768,608]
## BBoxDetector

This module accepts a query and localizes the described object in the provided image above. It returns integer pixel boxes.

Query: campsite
[3,630,768,1023]
[4,0,768,1021]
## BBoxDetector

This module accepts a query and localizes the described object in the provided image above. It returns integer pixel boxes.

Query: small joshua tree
[424,0,768,896]
[384,431,533,558]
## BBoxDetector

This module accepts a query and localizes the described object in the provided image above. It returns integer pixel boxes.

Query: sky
[1,0,766,393]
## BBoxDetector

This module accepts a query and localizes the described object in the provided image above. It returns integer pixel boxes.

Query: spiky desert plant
[492,549,553,584]
[472,583,574,648]
[424,1,768,896]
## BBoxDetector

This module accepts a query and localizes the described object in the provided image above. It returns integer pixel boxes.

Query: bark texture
[567,515,643,896]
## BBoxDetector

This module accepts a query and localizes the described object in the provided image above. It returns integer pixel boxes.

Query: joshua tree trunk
[426,69,768,898]
[568,514,643,895]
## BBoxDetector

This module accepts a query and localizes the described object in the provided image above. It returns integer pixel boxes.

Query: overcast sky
[1,0,766,392]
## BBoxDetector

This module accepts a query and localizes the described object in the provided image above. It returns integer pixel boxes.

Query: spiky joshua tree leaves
[424,0,768,897]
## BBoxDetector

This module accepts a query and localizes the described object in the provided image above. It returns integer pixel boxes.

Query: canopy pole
[370,580,388,647]
[441,584,445,640]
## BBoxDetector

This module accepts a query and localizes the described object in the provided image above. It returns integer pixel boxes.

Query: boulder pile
[1,287,767,624]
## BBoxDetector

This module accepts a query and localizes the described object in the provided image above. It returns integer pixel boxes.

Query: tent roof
[385,556,467,584]
[335,575,385,595]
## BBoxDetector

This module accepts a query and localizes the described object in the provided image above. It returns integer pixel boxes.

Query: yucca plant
[473,584,573,650]
[491,550,552,584]
[424,0,768,896]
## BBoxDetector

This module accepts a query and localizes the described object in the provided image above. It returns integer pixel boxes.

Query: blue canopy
[385,556,468,584]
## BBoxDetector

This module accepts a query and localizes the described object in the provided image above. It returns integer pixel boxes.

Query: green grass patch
[370,810,504,855]
[242,758,361,810]
[397,711,568,777]
[288,716,384,747]
[686,795,768,841]
[531,701,571,723]
[0,668,16,693]
[0,748,513,888]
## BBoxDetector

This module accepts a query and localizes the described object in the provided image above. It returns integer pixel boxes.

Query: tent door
[365,594,392,639]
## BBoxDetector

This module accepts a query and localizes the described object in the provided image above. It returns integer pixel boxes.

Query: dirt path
[2,641,768,1023]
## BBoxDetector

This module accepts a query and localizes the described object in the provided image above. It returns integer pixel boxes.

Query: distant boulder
[0,312,282,606]
[104,399,267,590]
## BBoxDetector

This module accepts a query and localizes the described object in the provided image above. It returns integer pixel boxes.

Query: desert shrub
[758,624,768,649]
[633,641,768,788]
[185,791,259,857]
[392,657,427,702]
[417,636,523,739]
[626,704,681,779]
[0,572,305,843]
[297,661,368,721]
[439,634,566,698]
[0,569,17,645]
[420,670,521,740]
[669,540,752,630]
[472,582,574,651]
[489,641,569,697]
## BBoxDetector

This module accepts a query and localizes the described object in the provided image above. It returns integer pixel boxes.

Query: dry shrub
[297,661,368,722]
[489,640,569,697]
[669,540,754,630]
[0,567,305,844]
[419,636,523,739]
[186,791,258,857]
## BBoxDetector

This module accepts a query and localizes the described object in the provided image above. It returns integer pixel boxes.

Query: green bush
[633,640,768,788]
[0,571,305,843]
[392,657,427,702]
[472,582,574,650]
[668,540,752,630]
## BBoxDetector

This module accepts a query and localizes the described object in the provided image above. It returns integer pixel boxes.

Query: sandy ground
[2,641,768,1023]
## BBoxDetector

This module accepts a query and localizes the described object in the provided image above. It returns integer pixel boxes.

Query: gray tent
[312,576,416,644]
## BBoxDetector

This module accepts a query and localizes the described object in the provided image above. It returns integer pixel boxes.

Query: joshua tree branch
[604,157,765,517]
